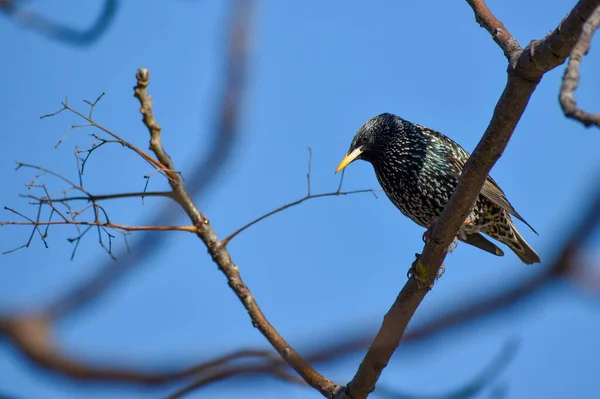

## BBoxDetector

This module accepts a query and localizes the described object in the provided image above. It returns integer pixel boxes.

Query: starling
[335,113,540,264]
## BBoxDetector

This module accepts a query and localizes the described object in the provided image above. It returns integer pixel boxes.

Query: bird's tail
[487,215,541,265]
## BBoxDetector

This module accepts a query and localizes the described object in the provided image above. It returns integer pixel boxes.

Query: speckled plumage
[339,113,540,264]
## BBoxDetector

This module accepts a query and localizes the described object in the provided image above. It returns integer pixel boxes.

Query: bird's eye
[360,136,368,144]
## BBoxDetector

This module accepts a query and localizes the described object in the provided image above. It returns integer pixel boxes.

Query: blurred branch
[560,4,600,128]
[1,0,118,46]
[43,0,253,322]
[0,314,298,386]
[170,335,519,399]
[166,363,304,399]
[338,1,600,398]
[374,340,518,399]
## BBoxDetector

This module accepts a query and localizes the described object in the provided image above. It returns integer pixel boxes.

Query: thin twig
[1,219,197,233]
[4,163,176,258]
[55,123,93,149]
[16,163,82,194]
[84,92,106,119]
[29,191,174,203]
[41,100,171,176]
[221,146,377,245]
[1,206,47,254]
[222,189,378,246]
[307,147,312,196]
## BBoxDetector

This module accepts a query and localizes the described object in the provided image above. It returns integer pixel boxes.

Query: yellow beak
[335,146,364,174]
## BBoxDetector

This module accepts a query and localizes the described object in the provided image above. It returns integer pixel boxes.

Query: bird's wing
[444,144,538,235]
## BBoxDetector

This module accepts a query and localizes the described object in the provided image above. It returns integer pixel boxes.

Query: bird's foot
[422,223,435,243]
[407,254,446,289]
[423,224,459,254]
[407,254,443,290]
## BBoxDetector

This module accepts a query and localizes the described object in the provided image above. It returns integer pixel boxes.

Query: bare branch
[560,5,600,127]
[133,68,341,397]
[1,219,197,233]
[222,189,378,246]
[41,99,170,176]
[4,160,176,260]
[516,0,600,80]
[16,162,82,193]
[1,206,48,254]
[403,184,600,344]
[465,0,521,60]
[0,314,298,386]
[166,364,304,399]
[33,191,174,203]
[285,184,599,373]
[223,148,378,245]
[374,340,518,399]
[339,1,600,397]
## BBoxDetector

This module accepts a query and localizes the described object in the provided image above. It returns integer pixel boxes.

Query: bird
[335,113,540,264]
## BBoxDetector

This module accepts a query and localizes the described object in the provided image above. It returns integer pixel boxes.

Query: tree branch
[0,219,197,233]
[0,314,296,385]
[516,0,600,81]
[3,2,598,398]
[133,68,341,398]
[222,188,377,246]
[339,1,600,397]
[465,0,521,60]
[560,4,600,127]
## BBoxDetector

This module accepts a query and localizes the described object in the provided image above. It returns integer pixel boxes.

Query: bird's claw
[407,253,445,289]
[447,236,459,253]
[423,224,459,254]
[407,266,431,290]
[407,254,435,290]
[422,224,434,243]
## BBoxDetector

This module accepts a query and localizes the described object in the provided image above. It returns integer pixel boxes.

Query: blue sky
[1,1,599,398]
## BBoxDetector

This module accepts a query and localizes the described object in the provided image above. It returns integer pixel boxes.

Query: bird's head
[335,113,398,173]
